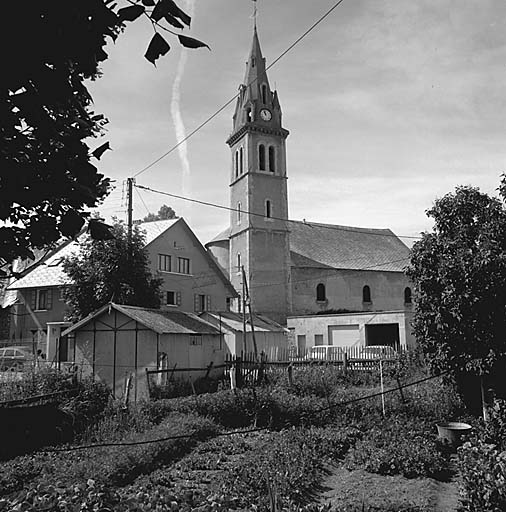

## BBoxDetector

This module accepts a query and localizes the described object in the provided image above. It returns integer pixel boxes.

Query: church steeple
[229,28,286,137]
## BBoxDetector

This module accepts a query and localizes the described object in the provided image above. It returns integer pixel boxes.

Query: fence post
[343,352,348,373]
[145,368,152,400]
[379,359,386,417]
[287,362,293,387]
[236,356,243,388]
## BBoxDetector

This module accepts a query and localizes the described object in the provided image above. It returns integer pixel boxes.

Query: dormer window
[246,108,252,122]
[268,146,276,172]
[259,144,266,171]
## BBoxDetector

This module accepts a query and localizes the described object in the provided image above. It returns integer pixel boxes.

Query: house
[199,311,289,358]
[206,27,413,351]
[61,303,224,400]
[6,218,237,361]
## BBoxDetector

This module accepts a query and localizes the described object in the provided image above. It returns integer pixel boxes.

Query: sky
[88,0,506,247]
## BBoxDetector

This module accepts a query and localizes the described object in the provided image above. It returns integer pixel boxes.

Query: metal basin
[436,421,472,447]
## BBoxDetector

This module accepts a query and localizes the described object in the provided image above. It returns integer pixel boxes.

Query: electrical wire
[132,0,348,179]
[135,183,422,241]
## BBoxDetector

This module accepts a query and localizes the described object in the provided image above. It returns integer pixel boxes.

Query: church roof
[289,222,411,273]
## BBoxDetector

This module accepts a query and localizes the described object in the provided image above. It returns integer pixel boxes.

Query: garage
[327,324,360,347]
[365,323,400,348]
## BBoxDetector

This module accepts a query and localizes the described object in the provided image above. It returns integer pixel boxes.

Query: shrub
[458,400,506,511]
[345,416,450,479]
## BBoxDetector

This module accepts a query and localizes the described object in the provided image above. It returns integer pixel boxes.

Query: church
[206,28,414,350]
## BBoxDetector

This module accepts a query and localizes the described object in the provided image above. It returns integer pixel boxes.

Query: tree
[63,222,163,322]
[1,1,207,264]
[142,204,178,222]
[407,178,506,409]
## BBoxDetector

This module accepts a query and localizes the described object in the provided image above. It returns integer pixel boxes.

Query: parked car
[358,345,397,360]
[0,346,34,371]
[308,345,346,361]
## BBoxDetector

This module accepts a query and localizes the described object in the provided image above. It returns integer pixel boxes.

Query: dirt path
[318,465,461,511]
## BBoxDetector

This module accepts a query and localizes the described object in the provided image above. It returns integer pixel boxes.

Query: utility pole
[241,265,247,354]
[126,177,134,244]
[242,266,258,357]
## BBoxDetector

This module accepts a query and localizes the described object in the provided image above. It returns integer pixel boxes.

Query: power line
[135,183,422,240]
[132,0,348,179]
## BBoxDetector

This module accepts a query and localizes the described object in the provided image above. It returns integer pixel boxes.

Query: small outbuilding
[61,303,223,400]
[199,311,289,359]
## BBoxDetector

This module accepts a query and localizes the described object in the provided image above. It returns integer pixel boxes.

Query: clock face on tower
[260,108,272,121]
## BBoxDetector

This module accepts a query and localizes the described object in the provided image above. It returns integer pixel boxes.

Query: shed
[200,311,289,360]
[61,303,223,400]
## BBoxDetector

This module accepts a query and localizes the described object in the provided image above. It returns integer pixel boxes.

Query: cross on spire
[252,0,258,29]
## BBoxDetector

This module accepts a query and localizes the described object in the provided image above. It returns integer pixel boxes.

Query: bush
[345,416,450,479]
[458,400,506,511]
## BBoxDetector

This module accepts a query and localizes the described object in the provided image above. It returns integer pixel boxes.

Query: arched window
[258,144,266,171]
[316,283,326,302]
[246,108,252,122]
[235,150,239,178]
[237,253,241,273]
[261,84,267,104]
[404,287,412,304]
[362,285,371,303]
[268,146,275,172]
[239,147,244,174]
[265,200,271,218]
[237,202,241,224]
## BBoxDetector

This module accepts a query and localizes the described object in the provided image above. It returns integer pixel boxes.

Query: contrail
[170,0,196,222]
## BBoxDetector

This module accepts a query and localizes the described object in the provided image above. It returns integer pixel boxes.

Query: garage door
[328,325,360,347]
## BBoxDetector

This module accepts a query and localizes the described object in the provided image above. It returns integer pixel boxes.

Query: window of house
[261,84,267,104]
[239,146,244,173]
[316,283,326,302]
[315,334,324,346]
[268,146,275,172]
[58,287,66,301]
[362,285,371,303]
[259,144,266,171]
[226,297,231,311]
[265,200,272,218]
[237,202,242,224]
[177,257,190,274]
[158,254,171,272]
[166,291,181,306]
[404,287,412,304]
[194,294,211,313]
[34,289,52,311]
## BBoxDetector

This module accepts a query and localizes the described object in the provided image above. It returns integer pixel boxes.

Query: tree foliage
[62,222,163,322]
[1,1,206,264]
[142,204,177,222]
[407,179,506,384]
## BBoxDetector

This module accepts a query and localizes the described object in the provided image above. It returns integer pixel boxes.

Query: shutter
[206,295,211,312]
[176,291,182,306]
[30,290,37,310]
[193,294,199,312]
[46,289,53,310]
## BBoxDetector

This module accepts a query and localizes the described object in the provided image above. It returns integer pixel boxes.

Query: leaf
[91,142,111,160]
[144,33,170,66]
[88,220,115,241]
[163,13,184,29]
[59,210,86,238]
[151,0,190,26]
[117,5,145,22]
[178,34,210,50]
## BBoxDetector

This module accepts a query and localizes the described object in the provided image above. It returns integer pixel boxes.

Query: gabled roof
[6,219,236,294]
[201,311,288,333]
[290,222,411,273]
[62,303,221,336]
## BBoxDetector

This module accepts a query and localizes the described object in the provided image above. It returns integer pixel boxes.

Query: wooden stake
[379,359,386,417]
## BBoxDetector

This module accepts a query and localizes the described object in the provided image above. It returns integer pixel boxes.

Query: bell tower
[226,28,291,324]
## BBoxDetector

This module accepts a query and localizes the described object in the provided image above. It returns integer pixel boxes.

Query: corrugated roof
[63,303,221,336]
[7,219,180,290]
[202,311,288,333]
[290,222,410,272]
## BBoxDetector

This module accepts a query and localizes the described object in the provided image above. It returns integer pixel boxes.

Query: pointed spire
[243,26,270,93]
